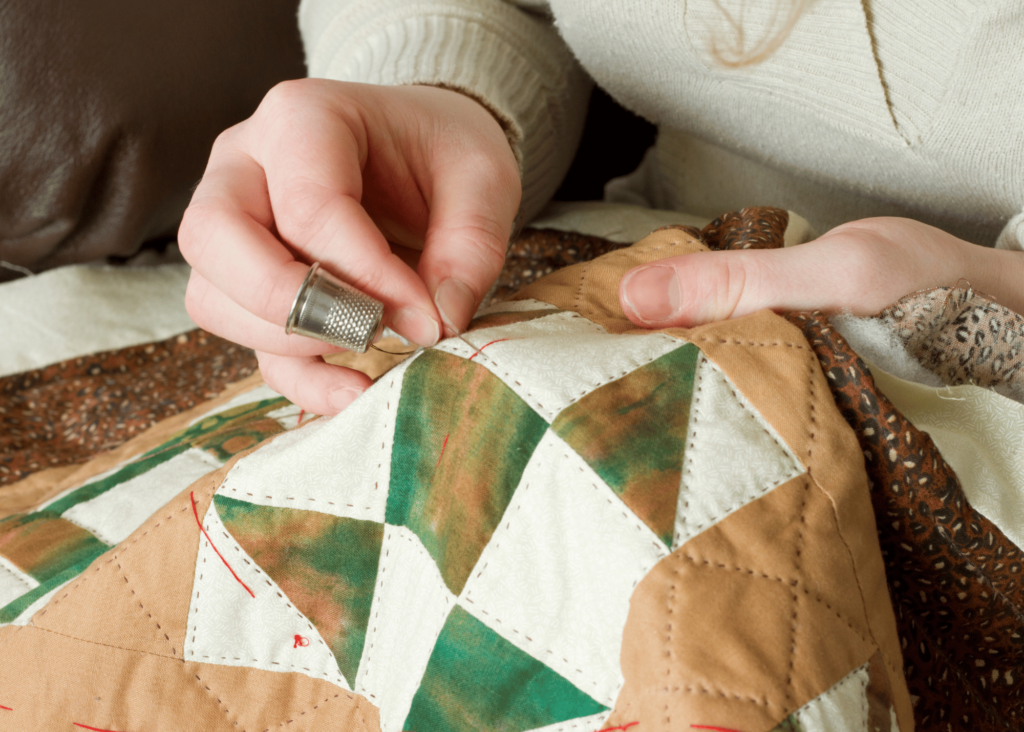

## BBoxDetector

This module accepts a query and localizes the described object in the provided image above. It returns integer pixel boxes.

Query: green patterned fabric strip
[387,350,547,595]
[0,545,109,623]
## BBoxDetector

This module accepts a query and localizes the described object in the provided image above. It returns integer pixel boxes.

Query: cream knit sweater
[299,0,1024,251]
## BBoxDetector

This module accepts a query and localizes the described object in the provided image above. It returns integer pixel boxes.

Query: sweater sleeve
[298,0,592,221]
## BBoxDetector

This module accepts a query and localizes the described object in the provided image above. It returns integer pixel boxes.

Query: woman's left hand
[619,216,1024,327]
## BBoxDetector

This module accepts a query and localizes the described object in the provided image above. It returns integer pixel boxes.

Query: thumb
[618,238,938,328]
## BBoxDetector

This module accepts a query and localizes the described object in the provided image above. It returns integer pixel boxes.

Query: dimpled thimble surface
[285,263,384,353]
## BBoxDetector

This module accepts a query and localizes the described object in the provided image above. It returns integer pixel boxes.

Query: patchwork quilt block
[0,228,911,732]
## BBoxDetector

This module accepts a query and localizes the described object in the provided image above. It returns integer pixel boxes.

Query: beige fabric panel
[0,624,379,731]
[515,227,912,730]
[608,475,876,731]
[686,316,910,730]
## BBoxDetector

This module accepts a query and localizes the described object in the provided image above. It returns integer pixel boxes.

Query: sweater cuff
[996,212,1024,252]
[299,0,591,220]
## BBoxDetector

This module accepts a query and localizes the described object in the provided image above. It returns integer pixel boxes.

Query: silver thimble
[285,263,384,353]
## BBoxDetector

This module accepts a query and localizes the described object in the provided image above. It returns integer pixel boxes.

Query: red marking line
[597,723,638,732]
[73,724,124,732]
[435,433,450,468]
[293,634,310,648]
[0,705,11,711]
[468,338,509,360]
[691,726,744,732]
[190,491,255,598]
[297,409,306,426]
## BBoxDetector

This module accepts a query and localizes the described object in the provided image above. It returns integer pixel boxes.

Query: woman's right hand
[178,80,521,415]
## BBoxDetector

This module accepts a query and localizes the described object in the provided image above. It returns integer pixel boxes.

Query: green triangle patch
[214,495,383,683]
[387,349,548,595]
[552,342,700,545]
[404,605,607,732]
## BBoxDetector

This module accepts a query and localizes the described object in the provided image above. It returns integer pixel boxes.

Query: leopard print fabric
[879,287,1024,402]
[786,311,1024,732]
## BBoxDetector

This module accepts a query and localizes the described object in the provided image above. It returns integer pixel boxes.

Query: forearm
[962,242,1024,316]
[297,0,592,220]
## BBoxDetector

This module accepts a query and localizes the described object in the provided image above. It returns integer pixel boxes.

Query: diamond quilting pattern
[179,308,817,732]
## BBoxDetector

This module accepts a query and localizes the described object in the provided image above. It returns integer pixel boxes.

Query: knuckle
[255,352,286,394]
[720,256,752,316]
[177,202,221,263]
[259,79,310,117]
[182,277,206,322]
[274,181,336,242]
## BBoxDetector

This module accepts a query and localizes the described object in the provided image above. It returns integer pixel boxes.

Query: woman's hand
[178,80,520,415]
[619,217,1024,327]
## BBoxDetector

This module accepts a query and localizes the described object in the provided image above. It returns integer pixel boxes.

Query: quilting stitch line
[460,470,604,695]
[115,561,176,655]
[191,491,254,598]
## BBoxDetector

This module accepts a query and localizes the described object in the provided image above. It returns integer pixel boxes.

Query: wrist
[958,239,1024,315]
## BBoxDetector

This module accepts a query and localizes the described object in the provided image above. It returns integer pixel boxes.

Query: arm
[619,217,1024,327]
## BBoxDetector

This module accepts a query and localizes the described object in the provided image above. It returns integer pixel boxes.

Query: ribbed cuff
[299,0,590,220]
[996,212,1024,252]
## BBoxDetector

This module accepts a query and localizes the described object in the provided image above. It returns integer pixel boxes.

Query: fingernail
[327,387,362,413]
[391,306,441,347]
[621,265,681,324]
[434,278,476,337]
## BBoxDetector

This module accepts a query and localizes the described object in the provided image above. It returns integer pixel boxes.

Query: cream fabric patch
[0,556,38,607]
[0,263,194,378]
[673,356,804,548]
[460,430,669,707]
[184,499,348,689]
[214,355,416,524]
[62,448,222,545]
[794,662,871,731]
[869,363,1024,550]
[355,525,455,732]
[435,312,685,422]
[523,711,613,732]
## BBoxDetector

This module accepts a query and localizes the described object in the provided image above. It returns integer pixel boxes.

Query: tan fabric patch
[29,457,239,657]
[0,624,379,731]
[608,475,876,731]
[516,228,912,730]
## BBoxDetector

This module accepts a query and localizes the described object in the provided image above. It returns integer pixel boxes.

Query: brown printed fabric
[0,330,258,487]
[786,311,1024,732]
[878,286,1024,402]
[700,206,791,251]
[491,227,631,302]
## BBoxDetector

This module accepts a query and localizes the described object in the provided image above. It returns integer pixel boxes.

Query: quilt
[1,210,1021,731]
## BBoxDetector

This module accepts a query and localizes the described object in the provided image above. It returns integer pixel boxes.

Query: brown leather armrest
[0,0,305,278]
